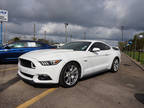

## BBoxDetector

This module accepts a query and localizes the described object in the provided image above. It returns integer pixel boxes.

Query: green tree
[32,37,37,41]
[8,37,20,44]
[118,41,127,51]
[132,33,144,51]
[37,39,50,44]
[13,37,20,42]
[37,39,55,45]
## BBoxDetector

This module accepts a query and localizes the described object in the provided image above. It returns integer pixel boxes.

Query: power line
[64,23,68,43]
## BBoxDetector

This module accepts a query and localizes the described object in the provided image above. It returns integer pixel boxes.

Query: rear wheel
[111,58,119,73]
[59,62,80,88]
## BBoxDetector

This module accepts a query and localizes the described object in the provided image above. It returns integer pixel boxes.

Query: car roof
[72,40,112,47]
[73,40,104,43]
[15,40,39,42]
[9,40,51,46]
[12,40,48,44]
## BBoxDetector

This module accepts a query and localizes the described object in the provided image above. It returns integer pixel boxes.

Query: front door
[83,42,111,75]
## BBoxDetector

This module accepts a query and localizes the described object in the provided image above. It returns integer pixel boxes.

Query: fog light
[38,74,52,80]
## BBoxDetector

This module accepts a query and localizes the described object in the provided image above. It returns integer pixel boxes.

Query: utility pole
[33,24,36,40]
[4,23,7,44]
[84,32,86,40]
[70,34,72,42]
[0,21,3,44]
[44,31,46,40]
[64,23,68,43]
[0,10,8,44]
[134,35,137,59]
[121,26,124,41]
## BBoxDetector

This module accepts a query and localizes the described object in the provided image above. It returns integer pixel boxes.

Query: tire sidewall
[59,62,80,88]
[111,58,119,73]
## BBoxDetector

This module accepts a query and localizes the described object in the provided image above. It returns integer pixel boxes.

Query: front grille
[20,71,33,78]
[19,58,35,68]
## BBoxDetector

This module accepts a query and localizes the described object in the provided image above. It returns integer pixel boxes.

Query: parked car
[52,43,64,48]
[0,40,54,62]
[18,40,121,87]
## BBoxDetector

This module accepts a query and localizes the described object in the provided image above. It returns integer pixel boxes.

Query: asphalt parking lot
[0,53,144,108]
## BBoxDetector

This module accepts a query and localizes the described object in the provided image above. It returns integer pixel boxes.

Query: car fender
[59,57,84,79]
[107,51,121,70]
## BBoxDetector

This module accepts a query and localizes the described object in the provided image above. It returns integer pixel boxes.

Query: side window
[103,44,111,50]
[89,42,110,51]
[36,43,42,47]
[27,42,37,47]
[8,42,25,48]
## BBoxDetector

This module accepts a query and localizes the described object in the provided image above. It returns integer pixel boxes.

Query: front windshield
[59,42,91,51]
[7,42,25,48]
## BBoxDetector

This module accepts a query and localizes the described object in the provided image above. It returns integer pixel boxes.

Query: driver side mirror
[92,48,100,52]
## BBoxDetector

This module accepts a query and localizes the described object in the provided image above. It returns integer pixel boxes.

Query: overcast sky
[0,0,144,43]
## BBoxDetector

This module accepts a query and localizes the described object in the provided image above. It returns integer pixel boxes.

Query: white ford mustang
[18,40,121,87]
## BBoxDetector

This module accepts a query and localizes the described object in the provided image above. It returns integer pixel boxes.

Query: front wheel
[111,58,119,73]
[59,62,80,88]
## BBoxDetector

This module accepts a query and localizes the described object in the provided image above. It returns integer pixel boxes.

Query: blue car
[0,40,54,62]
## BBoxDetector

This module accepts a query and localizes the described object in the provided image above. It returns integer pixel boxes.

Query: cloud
[104,0,126,19]
[0,0,144,42]
[39,23,86,35]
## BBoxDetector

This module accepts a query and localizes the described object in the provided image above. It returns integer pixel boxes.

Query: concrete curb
[123,53,144,71]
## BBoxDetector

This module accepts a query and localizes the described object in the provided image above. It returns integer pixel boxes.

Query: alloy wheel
[64,65,79,86]
[113,59,119,71]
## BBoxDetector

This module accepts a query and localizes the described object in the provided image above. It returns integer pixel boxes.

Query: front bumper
[18,57,64,84]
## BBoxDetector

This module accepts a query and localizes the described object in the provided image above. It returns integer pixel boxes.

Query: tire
[59,62,80,88]
[111,58,119,73]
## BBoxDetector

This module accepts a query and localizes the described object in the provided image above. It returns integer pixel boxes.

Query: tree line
[119,32,144,51]
[7,37,56,45]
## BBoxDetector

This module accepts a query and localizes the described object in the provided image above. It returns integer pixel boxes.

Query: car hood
[20,49,76,60]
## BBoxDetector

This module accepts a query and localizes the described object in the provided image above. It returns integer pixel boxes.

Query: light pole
[70,34,72,42]
[0,21,3,45]
[44,31,46,40]
[4,22,7,44]
[134,35,138,59]
[64,23,68,43]
[33,23,36,40]
[137,35,144,62]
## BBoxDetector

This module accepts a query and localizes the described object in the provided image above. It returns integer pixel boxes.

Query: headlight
[39,60,61,66]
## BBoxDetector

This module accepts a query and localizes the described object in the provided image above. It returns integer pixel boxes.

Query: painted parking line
[0,67,18,72]
[16,88,57,108]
